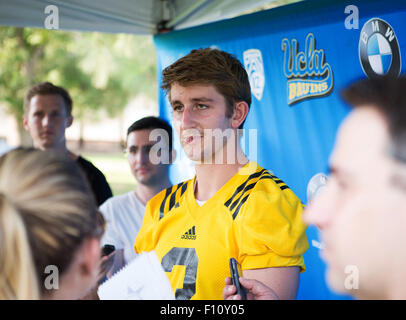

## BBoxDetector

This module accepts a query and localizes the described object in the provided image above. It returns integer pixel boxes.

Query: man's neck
[135,177,171,205]
[36,143,77,161]
[194,145,249,201]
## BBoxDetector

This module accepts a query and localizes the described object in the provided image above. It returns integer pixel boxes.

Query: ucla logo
[281,33,334,105]
[243,49,265,101]
[359,18,401,78]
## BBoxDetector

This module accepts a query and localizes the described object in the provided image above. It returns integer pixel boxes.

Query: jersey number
[161,247,198,300]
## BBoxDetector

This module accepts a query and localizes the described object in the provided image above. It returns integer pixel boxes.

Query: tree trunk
[79,118,85,150]
[119,114,125,149]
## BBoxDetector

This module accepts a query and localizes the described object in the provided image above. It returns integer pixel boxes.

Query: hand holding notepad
[98,251,175,300]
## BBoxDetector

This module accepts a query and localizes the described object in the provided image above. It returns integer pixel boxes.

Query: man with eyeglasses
[100,116,175,267]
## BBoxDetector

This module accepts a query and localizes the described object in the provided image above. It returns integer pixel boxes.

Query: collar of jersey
[185,161,259,220]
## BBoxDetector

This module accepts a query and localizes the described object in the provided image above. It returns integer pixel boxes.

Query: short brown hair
[161,48,251,128]
[24,82,73,116]
[341,75,406,162]
[127,116,173,152]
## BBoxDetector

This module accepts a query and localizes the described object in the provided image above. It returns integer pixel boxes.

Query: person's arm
[229,181,308,300]
[76,157,113,206]
[223,267,299,300]
[243,266,300,299]
[92,168,113,206]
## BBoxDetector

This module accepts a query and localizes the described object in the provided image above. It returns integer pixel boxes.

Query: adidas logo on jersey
[181,226,196,240]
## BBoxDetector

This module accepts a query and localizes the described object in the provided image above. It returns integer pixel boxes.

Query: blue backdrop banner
[153,0,406,299]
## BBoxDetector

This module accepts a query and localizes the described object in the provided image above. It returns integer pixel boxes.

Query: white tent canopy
[0,0,295,35]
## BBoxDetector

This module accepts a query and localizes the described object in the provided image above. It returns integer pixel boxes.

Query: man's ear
[231,101,249,129]
[66,115,73,128]
[23,114,29,131]
[79,237,100,277]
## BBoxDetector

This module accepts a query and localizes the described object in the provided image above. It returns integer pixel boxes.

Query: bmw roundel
[359,18,401,78]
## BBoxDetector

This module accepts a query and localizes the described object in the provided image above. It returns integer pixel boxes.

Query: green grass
[82,152,136,196]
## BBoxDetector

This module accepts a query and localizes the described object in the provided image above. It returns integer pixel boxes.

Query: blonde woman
[0,148,104,299]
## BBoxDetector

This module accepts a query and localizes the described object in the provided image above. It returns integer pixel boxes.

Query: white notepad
[97,251,175,300]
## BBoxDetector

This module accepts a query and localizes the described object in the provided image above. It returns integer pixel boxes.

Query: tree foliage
[0,27,157,142]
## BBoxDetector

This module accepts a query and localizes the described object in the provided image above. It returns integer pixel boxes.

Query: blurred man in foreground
[224,76,406,300]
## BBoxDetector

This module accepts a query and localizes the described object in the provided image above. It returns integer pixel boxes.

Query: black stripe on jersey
[227,170,291,219]
[258,176,272,181]
[224,168,266,208]
[159,182,188,220]
[181,181,188,196]
[259,175,290,191]
[168,182,185,212]
[232,194,250,219]
[260,174,290,191]
[229,181,256,212]
[225,169,268,219]
[229,170,270,219]
[159,186,173,220]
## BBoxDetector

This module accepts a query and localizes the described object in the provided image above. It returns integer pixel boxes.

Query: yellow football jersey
[134,162,309,300]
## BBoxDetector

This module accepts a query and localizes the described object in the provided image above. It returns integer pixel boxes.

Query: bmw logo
[359,18,401,78]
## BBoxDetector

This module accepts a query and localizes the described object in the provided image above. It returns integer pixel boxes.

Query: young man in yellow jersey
[134,48,309,300]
